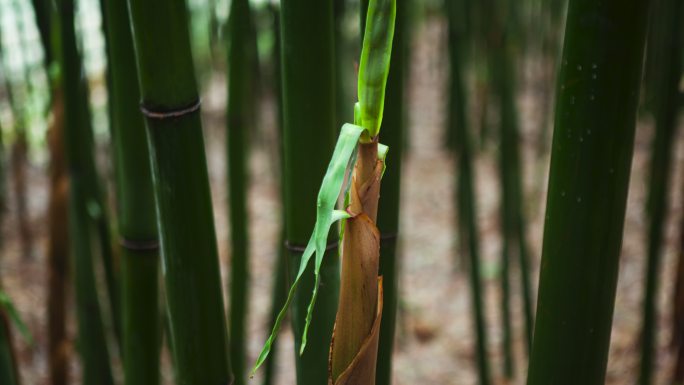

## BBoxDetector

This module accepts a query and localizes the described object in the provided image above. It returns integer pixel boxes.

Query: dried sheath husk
[329,141,384,385]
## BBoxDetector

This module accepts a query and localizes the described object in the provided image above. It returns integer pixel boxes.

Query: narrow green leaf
[0,291,33,345]
[252,123,365,375]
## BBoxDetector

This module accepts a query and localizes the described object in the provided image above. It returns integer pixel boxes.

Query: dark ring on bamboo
[119,237,160,251]
[284,240,339,253]
[380,232,398,241]
[140,98,201,120]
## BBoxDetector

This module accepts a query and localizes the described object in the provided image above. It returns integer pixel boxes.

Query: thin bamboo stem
[102,0,161,381]
[638,0,682,383]
[447,1,491,382]
[375,0,407,383]
[55,3,114,383]
[227,0,254,383]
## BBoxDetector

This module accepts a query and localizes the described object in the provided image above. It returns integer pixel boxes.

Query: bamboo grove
[0,0,683,384]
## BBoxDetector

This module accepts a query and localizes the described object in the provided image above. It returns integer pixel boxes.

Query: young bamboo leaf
[358,0,396,137]
[252,123,365,374]
[0,291,32,345]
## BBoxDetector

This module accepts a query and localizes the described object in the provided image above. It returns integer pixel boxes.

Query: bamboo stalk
[638,0,682,383]
[673,168,684,384]
[262,7,286,384]
[55,2,115,383]
[127,0,232,383]
[446,0,491,383]
[279,1,340,383]
[526,0,651,383]
[375,0,407,383]
[484,0,534,373]
[101,0,161,382]
[226,0,254,383]
[28,1,70,382]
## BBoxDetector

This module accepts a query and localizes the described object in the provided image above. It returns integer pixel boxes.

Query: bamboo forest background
[0,0,681,384]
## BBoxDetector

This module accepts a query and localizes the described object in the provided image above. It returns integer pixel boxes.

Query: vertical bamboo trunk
[102,0,161,383]
[127,0,232,383]
[30,0,70,382]
[673,171,684,384]
[262,6,286,385]
[375,0,407,384]
[446,0,491,383]
[227,0,253,383]
[638,0,682,383]
[526,0,651,383]
[485,0,534,374]
[279,1,340,384]
[55,3,115,384]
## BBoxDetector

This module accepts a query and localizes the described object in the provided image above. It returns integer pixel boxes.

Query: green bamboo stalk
[526,0,651,383]
[446,0,491,383]
[227,0,253,383]
[127,0,232,383]
[638,0,682,383]
[102,0,161,382]
[375,0,407,383]
[444,0,469,152]
[485,0,534,374]
[262,6,286,385]
[55,2,115,383]
[90,0,122,345]
[29,2,71,384]
[279,1,339,383]
[334,0,352,127]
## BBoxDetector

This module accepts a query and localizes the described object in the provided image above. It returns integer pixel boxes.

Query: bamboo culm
[279,1,340,383]
[227,0,254,383]
[127,0,233,382]
[55,2,114,383]
[446,0,491,383]
[102,0,161,381]
[527,0,652,383]
[638,0,683,383]
[375,0,407,383]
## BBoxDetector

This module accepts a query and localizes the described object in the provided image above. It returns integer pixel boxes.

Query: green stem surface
[279,0,339,383]
[127,0,232,383]
[527,0,651,383]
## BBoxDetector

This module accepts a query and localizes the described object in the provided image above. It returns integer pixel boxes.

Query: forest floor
[2,16,682,385]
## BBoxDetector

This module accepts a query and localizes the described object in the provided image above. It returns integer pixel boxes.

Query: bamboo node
[140,98,202,120]
[119,237,160,251]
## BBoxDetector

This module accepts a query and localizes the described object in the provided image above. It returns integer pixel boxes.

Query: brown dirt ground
[2,16,682,385]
